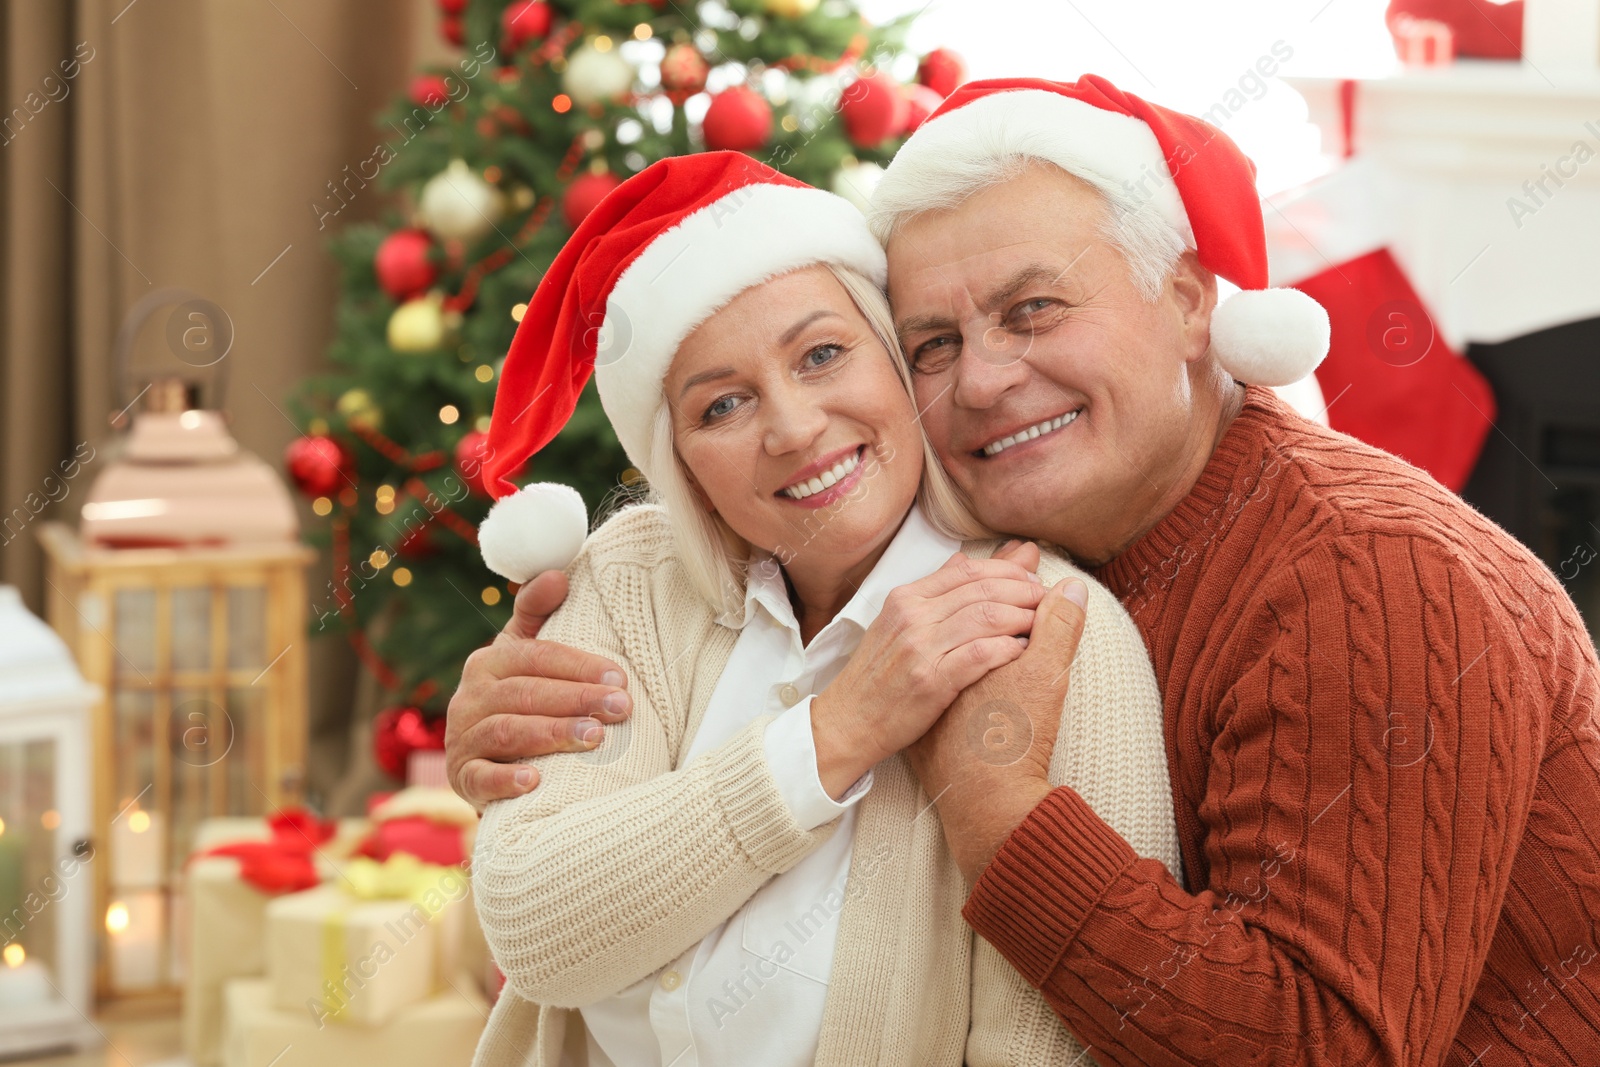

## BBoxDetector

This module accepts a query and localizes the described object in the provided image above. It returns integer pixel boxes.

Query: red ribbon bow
[193,808,338,895]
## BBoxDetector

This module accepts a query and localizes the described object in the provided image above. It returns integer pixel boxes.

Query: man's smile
[973,408,1082,458]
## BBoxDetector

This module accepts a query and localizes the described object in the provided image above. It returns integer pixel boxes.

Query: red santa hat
[476,151,888,583]
[870,75,1329,388]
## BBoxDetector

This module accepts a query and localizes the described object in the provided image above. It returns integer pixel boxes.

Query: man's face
[886,163,1215,561]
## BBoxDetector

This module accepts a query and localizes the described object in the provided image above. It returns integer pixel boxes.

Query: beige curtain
[1,0,431,806]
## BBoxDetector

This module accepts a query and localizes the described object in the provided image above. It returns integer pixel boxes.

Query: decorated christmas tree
[284,0,965,748]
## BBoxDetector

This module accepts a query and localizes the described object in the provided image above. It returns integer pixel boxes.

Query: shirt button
[779,683,802,707]
[659,969,682,991]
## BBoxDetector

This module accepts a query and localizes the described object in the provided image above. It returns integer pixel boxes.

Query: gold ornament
[387,294,447,353]
[763,0,819,16]
[336,388,381,430]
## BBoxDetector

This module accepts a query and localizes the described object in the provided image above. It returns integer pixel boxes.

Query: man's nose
[952,320,1032,410]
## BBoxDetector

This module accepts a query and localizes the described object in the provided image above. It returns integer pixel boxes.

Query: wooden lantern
[37,526,314,1001]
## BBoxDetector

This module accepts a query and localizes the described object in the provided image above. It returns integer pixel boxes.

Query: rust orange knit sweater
[963,387,1600,1065]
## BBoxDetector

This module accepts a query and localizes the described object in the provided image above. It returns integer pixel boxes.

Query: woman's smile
[777,444,868,507]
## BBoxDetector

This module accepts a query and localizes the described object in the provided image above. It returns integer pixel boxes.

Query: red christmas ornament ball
[439,14,464,46]
[839,72,906,148]
[917,48,966,98]
[409,75,452,109]
[285,435,352,499]
[456,430,526,497]
[901,83,944,134]
[660,43,709,93]
[702,86,773,151]
[374,229,438,301]
[436,0,466,14]
[563,171,623,229]
[502,0,553,49]
[396,524,438,560]
[372,706,448,780]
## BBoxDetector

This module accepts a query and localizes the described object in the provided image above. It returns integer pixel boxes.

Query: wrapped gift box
[222,977,486,1067]
[182,816,368,1067]
[1391,15,1455,66]
[265,859,470,1027]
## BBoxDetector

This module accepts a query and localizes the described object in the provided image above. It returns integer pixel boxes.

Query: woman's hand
[809,541,1044,798]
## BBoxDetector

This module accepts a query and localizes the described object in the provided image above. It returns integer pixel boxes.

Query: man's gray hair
[866,151,1187,303]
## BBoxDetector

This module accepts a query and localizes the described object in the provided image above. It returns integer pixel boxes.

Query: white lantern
[0,586,96,1056]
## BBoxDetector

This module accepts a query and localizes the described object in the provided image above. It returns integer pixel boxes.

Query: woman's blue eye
[805,344,842,367]
[704,395,738,421]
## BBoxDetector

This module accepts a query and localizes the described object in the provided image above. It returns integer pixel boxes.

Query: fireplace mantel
[1284,63,1600,348]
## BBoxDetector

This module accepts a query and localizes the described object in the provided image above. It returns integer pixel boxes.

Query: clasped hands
[445,541,1088,883]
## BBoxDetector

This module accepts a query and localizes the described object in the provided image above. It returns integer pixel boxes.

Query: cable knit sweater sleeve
[962,533,1542,1065]
[472,512,839,1009]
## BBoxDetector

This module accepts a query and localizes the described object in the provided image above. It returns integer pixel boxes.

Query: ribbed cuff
[963,785,1139,987]
[711,717,823,873]
[763,696,873,831]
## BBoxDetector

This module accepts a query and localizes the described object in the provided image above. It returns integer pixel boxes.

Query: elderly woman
[467,152,1181,1067]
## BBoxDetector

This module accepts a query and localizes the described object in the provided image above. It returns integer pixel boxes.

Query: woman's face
[664,265,925,574]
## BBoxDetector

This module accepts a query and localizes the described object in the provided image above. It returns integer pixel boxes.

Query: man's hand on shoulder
[446,570,632,810]
[907,573,1089,882]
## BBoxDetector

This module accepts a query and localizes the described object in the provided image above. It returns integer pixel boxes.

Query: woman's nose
[952,321,1032,409]
[761,387,831,455]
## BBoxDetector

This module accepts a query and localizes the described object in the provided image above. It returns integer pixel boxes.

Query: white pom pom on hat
[1210,287,1331,387]
[478,482,588,583]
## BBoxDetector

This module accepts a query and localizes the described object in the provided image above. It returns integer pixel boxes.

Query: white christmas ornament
[830,160,884,214]
[478,482,590,582]
[563,42,635,107]
[418,159,505,243]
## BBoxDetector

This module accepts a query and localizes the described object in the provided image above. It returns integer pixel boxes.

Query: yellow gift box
[222,976,486,1067]
[181,817,368,1067]
[265,854,470,1028]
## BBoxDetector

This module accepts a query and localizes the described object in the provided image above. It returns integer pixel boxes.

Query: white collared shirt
[578,506,961,1067]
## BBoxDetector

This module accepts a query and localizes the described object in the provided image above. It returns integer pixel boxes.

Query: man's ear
[1169,250,1217,364]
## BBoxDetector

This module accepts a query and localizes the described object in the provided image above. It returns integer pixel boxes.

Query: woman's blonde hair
[642,263,994,620]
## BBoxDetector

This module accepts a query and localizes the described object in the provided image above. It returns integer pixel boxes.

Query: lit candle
[0,816,21,938]
[0,944,52,1009]
[106,891,163,989]
[110,807,166,889]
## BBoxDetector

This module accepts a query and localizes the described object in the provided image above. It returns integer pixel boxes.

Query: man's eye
[1009,299,1057,329]
[912,336,959,373]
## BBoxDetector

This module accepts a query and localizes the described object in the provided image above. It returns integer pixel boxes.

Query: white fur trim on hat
[594,184,887,480]
[478,481,589,583]
[868,89,1196,247]
[1210,288,1331,387]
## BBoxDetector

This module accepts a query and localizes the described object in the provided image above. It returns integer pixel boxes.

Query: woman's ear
[1170,250,1218,364]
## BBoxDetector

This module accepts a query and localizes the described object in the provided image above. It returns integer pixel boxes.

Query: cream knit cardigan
[472,504,1181,1067]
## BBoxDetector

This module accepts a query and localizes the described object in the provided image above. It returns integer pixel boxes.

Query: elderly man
[448,76,1600,1064]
